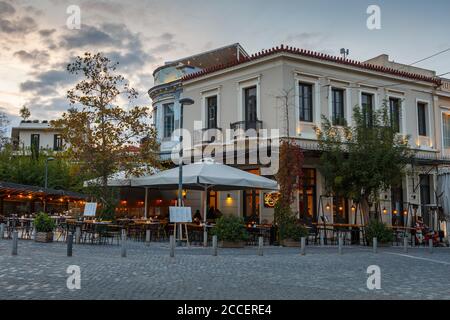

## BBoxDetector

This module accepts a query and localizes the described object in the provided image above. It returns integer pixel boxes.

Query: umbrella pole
[203,185,208,247]
[144,187,148,219]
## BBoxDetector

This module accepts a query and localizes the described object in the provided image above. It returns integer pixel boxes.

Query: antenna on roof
[340,48,349,59]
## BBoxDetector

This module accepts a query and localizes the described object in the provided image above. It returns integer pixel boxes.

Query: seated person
[193,210,202,223]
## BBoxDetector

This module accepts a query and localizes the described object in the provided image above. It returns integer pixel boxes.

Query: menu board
[169,207,192,223]
[83,203,97,217]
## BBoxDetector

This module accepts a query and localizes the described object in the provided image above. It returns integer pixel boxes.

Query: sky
[1,0,450,129]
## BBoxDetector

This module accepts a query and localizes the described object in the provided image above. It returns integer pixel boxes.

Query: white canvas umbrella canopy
[131,159,278,226]
[84,166,159,187]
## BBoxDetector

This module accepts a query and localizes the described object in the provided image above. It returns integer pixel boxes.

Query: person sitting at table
[207,206,216,220]
[193,210,202,224]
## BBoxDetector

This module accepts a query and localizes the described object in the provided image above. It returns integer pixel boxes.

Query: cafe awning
[0,181,87,200]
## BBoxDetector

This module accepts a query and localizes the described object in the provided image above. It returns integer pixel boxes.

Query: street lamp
[177,98,194,208]
[43,157,55,213]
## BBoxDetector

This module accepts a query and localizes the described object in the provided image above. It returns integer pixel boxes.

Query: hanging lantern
[383,207,387,215]
[351,205,356,212]
[325,203,331,211]
[393,209,398,215]
[403,210,408,216]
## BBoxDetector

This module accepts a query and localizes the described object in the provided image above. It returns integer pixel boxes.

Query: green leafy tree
[19,106,31,121]
[52,52,160,219]
[316,101,414,221]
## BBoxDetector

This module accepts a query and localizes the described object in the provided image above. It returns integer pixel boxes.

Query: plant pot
[282,239,300,247]
[35,232,54,243]
[219,240,245,248]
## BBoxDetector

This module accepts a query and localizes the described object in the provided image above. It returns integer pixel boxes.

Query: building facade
[11,120,63,153]
[149,44,449,233]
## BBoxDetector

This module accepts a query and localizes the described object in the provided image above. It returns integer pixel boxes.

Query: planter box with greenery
[212,215,249,248]
[365,219,394,246]
[280,221,309,247]
[34,213,56,243]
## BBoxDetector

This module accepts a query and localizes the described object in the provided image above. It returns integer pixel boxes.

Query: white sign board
[169,206,192,223]
[83,202,97,217]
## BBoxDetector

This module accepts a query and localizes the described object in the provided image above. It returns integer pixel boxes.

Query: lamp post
[177,98,194,208]
[43,157,55,213]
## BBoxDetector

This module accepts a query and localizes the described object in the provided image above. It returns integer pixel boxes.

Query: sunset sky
[1,0,450,129]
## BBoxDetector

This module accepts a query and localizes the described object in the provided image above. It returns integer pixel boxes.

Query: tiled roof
[182,44,441,85]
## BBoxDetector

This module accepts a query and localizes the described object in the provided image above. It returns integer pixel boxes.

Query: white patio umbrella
[83,166,159,218]
[131,159,278,230]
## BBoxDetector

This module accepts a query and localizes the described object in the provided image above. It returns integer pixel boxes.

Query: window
[30,134,40,151]
[299,83,313,122]
[163,103,174,138]
[53,134,63,151]
[206,96,218,129]
[244,86,257,122]
[332,88,345,126]
[361,93,374,127]
[443,113,450,148]
[298,168,317,223]
[418,102,427,136]
[389,97,401,133]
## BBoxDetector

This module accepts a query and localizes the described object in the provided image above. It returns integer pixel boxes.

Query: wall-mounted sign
[264,192,280,208]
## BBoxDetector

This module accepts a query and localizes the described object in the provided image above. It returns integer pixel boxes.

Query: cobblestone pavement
[0,239,449,300]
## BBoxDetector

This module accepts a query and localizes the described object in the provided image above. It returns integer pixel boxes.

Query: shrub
[365,219,394,244]
[211,215,249,242]
[279,217,309,241]
[34,212,56,233]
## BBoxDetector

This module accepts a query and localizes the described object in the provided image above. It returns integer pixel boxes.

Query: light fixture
[227,193,232,200]
[325,203,331,210]
[383,207,387,214]
[403,210,408,216]
[351,205,356,212]
[182,190,187,198]
[338,206,343,211]
[393,209,398,215]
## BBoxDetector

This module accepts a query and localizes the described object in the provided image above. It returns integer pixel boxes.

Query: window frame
[298,82,314,123]
[206,95,218,129]
[441,109,450,149]
[30,134,40,151]
[417,101,428,137]
[331,88,346,126]
[163,103,175,138]
[53,134,63,151]
[361,92,375,127]
[388,97,401,133]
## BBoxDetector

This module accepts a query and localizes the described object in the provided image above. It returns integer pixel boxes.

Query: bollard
[373,237,377,254]
[203,230,208,247]
[338,235,343,255]
[429,239,433,254]
[75,226,81,244]
[258,236,263,256]
[67,233,73,257]
[300,237,306,256]
[0,223,4,240]
[121,229,127,258]
[403,237,408,253]
[145,229,151,245]
[320,232,325,246]
[11,231,18,256]
[212,235,218,256]
[170,235,175,258]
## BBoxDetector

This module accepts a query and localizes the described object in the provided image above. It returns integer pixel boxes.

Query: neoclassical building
[149,43,449,234]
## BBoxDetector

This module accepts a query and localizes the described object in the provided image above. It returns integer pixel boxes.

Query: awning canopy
[84,166,159,187]
[0,181,87,200]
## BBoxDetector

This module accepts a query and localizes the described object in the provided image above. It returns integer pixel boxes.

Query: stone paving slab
[0,240,449,300]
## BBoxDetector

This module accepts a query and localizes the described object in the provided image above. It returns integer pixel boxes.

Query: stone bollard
[145,229,151,245]
[170,235,175,258]
[429,239,433,254]
[373,237,378,254]
[320,231,325,246]
[121,229,127,258]
[11,231,18,256]
[203,230,208,247]
[75,226,81,244]
[212,235,218,256]
[403,237,408,253]
[338,235,343,255]
[0,223,5,240]
[67,233,73,257]
[300,237,306,256]
[258,236,264,257]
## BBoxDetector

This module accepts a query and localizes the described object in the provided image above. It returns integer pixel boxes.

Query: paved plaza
[0,239,449,300]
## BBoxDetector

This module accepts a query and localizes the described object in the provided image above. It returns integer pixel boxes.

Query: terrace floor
[0,240,449,300]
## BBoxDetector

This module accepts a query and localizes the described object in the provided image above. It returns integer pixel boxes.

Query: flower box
[35,232,54,243]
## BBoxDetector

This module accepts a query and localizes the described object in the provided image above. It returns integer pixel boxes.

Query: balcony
[193,127,223,145]
[230,120,263,132]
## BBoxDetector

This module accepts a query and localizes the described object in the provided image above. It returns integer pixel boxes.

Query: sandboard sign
[169,207,192,223]
[84,202,98,217]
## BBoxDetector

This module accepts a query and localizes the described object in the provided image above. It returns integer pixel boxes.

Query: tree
[0,111,9,150]
[316,101,414,221]
[19,106,31,121]
[52,52,160,219]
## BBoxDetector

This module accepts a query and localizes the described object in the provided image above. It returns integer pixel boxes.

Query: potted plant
[212,215,249,248]
[280,219,309,247]
[34,212,56,243]
[365,219,394,246]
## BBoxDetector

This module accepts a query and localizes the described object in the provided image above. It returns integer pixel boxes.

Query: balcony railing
[230,120,263,132]
[193,128,223,145]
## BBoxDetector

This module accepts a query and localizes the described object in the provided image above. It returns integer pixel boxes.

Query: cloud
[38,29,56,38]
[14,49,50,65]
[0,15,37,34]
[59,24,115,48]
[20,69,77,96]
[285,32,330,51]
[0,1,15,16]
